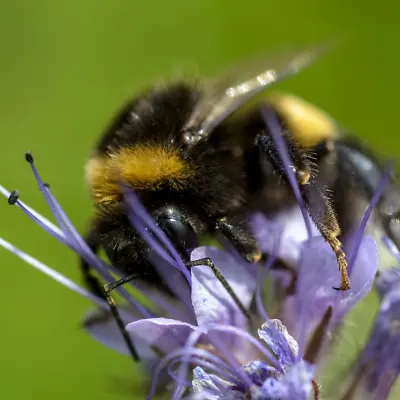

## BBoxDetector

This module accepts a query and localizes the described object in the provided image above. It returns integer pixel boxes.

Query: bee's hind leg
[257,105,350,290]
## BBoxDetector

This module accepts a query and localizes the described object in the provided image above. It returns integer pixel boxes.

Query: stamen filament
[0,237,106,308]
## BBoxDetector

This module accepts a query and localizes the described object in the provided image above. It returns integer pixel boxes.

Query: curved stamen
[168,357,236,389]
[255,230,282,322]
[42,188,153,317]
[3,187,183,319]
[6,192,186,324]
[206,324,282,371]
[132,283,189,322]
[347,161,394,275]
[126,211,193,311]
[173,329,204,400]
[260,106,313,239]
[0,237,106,308]
[25,153,70,234]
[382,236,400,264]
[0,185,68,245]
[129,216,176,266]
[128,215,193,311]
[2,177,152,318]
[123,186,190,282]
[146,347,232,400]
[206,334,254,389]
[296,240,311,360]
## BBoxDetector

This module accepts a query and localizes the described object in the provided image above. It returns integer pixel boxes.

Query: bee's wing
[184,46,325,145]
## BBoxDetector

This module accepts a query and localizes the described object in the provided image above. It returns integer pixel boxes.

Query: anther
[8,190,20,205]
[25,152,34,163]
[247,249,262,263]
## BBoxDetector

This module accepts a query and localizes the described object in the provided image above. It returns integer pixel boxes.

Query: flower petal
[147,253,195,316]
[190,246,256,329]
[251,213,284,255]
[192,367,244,400]
[126,318,202,354]
[269,207,320,244]
[261,361,315,400]
[251,209,319,268]
[82,306,157,362]
[295,235,377,338]
[334,235,378,322]
[258,319,298,367]
[243,360,277,386]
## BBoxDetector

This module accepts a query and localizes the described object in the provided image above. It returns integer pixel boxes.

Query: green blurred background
[1,1,399,399]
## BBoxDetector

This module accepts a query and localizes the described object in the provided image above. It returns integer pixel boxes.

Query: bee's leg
[256,109,350,290]
[80,227,140,362]
[299,177,350,290]
[214,216,296,290]
[185,257,252,320]
[103,273,140,361]
[214,217,262,263]
[210,217,298,314]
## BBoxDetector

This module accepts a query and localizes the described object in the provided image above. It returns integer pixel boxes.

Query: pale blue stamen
[260,105,313,239]
[0,237,106,307]
[123,186,191,282]
[347,161,394,275]
[255,228,282,322]
[147,347,233,400]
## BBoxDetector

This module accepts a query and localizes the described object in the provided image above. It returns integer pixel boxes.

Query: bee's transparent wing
[184,45,326,145]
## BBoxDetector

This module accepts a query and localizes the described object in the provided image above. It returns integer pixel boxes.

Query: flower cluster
[1,115,399,399]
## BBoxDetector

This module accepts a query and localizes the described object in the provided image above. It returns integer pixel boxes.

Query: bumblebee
[82,48,390,361]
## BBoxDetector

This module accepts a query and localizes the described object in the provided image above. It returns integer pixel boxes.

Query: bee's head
[94,200,201,284]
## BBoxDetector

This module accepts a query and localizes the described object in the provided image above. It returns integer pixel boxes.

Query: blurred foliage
[0,1,399,399]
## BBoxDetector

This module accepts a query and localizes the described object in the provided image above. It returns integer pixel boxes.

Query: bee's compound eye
[157,217,199,256]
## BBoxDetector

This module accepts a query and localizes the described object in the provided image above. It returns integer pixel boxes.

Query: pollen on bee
[267,92,338,147]
[296,169,311,185]
[86,145,193,205]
